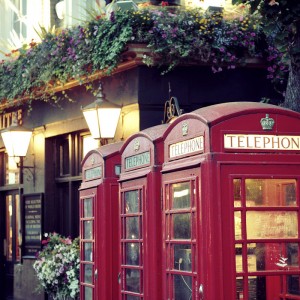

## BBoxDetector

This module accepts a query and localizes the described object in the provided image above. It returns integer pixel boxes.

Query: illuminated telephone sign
[224,134,300,151]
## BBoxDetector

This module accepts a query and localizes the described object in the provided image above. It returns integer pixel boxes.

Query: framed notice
[22,193,43,258]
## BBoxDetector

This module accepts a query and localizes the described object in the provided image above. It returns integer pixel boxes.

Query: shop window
[46,132,94,238]
[234,178,300,300]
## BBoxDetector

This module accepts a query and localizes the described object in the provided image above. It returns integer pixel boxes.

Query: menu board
[23,194,43,257]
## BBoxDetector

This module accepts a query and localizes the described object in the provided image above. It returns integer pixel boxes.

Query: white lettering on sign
[125,151,150,169]
[224,134,300,150]
[169,136,204,159]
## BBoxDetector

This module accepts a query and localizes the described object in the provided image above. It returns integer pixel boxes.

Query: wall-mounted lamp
[199,0,225,11]
[82,83,121,144]
[55,0,65,20]
[1,121,35,181]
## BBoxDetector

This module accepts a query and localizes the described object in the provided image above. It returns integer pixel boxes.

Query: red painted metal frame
[79,142,123,300]
[119,124,169,299]
[161,102,300,300]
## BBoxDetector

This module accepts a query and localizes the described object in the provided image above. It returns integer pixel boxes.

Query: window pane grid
[165,180,197,300]
[233,177,300,299]
[121,189,144,298]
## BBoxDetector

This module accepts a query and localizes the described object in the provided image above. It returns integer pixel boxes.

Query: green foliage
[0,6,287,107]
[233,1,300,90]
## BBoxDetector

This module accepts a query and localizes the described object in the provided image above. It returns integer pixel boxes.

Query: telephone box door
[221,164,300,300]
[119,178,147,299]
[80,188,97,300]
[162,168,200,300]
[79,143,122,300]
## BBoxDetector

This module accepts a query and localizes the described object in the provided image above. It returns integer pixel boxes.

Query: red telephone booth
[161,102,300,300]
[118,124,169,299]
[79,142,123,300]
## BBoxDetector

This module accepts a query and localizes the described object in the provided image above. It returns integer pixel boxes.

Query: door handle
[199,284,204,300]
[94,269,98,280]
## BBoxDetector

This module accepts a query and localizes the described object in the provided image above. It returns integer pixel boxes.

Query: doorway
[162,168,199,300]
[3,190,22,300]
[222,165,300,300]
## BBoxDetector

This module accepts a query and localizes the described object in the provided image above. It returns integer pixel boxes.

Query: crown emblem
[260,114,275,131]
[134,140,140,152]
[182,122,188,136]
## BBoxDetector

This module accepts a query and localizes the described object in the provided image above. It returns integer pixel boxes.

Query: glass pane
[287,275,300,295]
[247,244,257,272]
[234,211,242,240]
[247,211,298,239]
[288,243,299,266]
[236,277,244,300]
[84,198,93,218]
[174,274,192,300]
[83,135,99,158]
[234,179,242,207]
[84,264,93,284]
[173,213,191,239]
[247,243,299,271]
[235,245,243,273]
[246,179,263,205]
[84,286,93,300]
[174,244,192,271]
[248,277,261,300]
[246,179,297,207]
[172,182,190,209]
[125,269,140,293]
[242,276,286,299]
[125,190,139,213]
[84,221,93,239]
[84,242,93,262]
[6,196,12,260]
[60,138,70,175]
[126,217,139,239]
[126,243,140,265]
[6,156,19,185]
[15,195,21,261]
[125,296,140,300]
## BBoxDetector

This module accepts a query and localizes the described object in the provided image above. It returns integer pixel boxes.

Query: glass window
[246,211,298,239]
[165,180,196,300]
[6,156,19,185]
[84,198,93,218]
[172,182,190,209]
[125,190,139,213]
[84,264,93,284]
[12,0,27,39]
[245,179,297,207]
[5,193,21,261]
[82,135,99,158]
[125,269,140,293]
[173,214,191,239]
[121,189,143,297]
[234,177,300,299]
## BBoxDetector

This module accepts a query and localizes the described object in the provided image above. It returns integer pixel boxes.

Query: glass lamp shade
[82,101,121,139]
[1,126,32,157]
[200,0,225,9]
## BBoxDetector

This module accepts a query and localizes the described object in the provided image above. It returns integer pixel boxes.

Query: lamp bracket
[163,96,183,123]
[16,162,35,182]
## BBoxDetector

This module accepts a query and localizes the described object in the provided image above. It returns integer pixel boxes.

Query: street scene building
[1,0,299,300]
